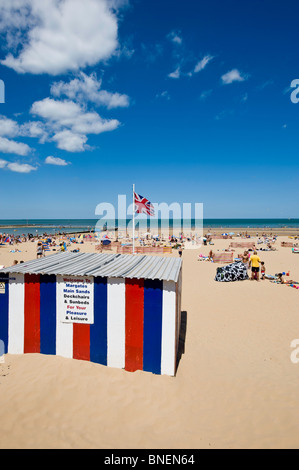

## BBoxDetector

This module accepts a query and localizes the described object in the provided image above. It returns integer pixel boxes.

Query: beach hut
[0,252,182,376]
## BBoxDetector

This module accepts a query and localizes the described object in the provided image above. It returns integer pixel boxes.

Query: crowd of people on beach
[0,229,297,287]
[243,250,297,285]
[0,230,190,266]
[0,231,75,245]
[0,231,86,267]
[196,234,298,287]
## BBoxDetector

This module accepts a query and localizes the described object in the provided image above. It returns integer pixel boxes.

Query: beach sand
[1,235,299,449]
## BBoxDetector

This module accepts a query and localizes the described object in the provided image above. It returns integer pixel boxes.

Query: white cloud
[74,113,120,135]
[0,158,36,173]
[52,130,88,153]
[31,98,82,124]
[0,0,120,75]
[51,72,130,109]
[20,121,48,142]
[45,156,70,166]
[30,82,120,152]
[0,76,124,159]
[257,80,274,90]
[168,67,181,79]
[108,0,129,10]
[0,136,31,156]
[0,115,48,144]
[194,55,214,73]
[221,69,248,84]
[283,85,293,95]
[0,116,20,138]
[30,97,120,151]
[91,89,130,109]
[156,91,170,100]
[199,89,212,101]
[168,31,182,45]
[7,162,37,173]
[0,158,8,168]
[0,116,46,159]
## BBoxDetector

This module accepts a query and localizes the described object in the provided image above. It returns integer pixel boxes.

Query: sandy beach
[0,233,299,449]
[1,0,298,452]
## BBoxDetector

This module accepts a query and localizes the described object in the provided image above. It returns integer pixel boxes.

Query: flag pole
[132,183,135,255]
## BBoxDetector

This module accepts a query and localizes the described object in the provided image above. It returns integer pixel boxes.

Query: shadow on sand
[175,311,187,374]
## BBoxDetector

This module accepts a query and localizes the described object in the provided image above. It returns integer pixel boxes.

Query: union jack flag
[134,192,155,216]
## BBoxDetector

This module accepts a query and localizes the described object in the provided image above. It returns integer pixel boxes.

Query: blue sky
[0,0,298,219]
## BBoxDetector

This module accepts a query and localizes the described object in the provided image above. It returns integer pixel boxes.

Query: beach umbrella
[229,232,235,235]
[102,239,111,245]
[222,233,228,236]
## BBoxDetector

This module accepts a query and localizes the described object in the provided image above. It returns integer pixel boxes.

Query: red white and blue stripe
[134,192,155,216]
[0,274,179,376]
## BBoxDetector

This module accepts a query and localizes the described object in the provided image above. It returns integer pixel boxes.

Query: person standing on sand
[261,262,266,280]
[249,250,262,281]
[241,250,250,268]
[36,242,43,258]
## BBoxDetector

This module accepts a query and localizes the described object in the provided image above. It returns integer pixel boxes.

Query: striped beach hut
[0,252,182,376]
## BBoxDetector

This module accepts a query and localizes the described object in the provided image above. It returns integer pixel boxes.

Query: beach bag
[215,261,249,282]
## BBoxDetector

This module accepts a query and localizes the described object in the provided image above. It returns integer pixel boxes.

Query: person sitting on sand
[277,273,299,285]
[36,242,43,258]
[249,250,262,281]
[208,250,214,261]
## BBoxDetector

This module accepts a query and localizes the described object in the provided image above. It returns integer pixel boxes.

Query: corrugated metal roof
[0,252,182,282]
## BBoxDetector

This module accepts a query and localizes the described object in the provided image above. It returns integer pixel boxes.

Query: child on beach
[261,262,266,280]
[36,242,43,258]
[277,273,299,285]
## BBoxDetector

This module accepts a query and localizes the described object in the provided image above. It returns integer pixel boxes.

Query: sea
[0,219,298,236]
